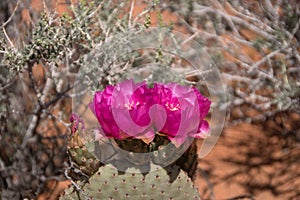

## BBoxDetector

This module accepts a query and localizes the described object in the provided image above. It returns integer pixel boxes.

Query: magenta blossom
[89,80,155,142]
[89,80,211,146]
[152,83,211,146]
[70,112,85,134]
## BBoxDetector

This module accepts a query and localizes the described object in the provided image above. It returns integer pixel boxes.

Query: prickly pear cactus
[115,135,198,180]
[61,164,200,199]
[63,117,200,199]
[67,132,102,179]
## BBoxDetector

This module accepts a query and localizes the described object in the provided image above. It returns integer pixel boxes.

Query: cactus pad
[67,132,102,180]
[61,164,200,199]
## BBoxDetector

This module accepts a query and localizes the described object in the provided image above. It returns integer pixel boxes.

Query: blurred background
[0,0,299,199]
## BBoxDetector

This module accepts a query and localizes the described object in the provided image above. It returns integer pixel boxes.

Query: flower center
[125,101,141,110]
[165,102,180,111]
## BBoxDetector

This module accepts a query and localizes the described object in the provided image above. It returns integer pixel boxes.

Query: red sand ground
[195,114,300,200]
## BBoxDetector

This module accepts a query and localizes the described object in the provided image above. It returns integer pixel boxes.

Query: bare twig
[0,75,17,91]
[64,167,89,198]
[21,112,39,149]
[247,49,281,73]
[87,1,104,18]
[0,0,21,28]
[133,3,153,23]
[2,27,14,47]
[128,0,134,27]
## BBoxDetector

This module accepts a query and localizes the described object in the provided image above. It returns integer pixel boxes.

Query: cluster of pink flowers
[89,80,211,146]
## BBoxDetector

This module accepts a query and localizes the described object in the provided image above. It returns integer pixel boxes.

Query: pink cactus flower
[89,80,155,141]
[152,83,211,146]
[89,80,211,146]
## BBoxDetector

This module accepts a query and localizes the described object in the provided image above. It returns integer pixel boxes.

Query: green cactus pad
[68,146,101,176]
[61,164,200,200]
